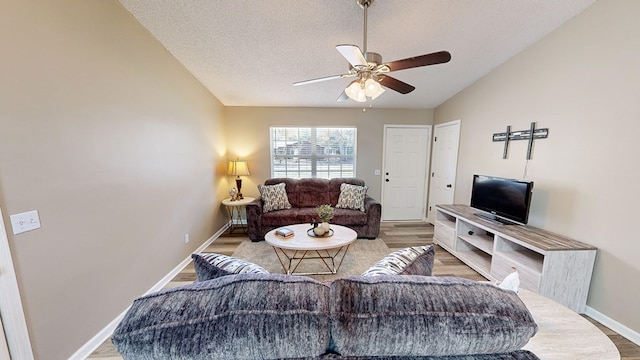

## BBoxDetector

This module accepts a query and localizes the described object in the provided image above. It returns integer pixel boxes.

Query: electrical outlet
[10,210,41,235]
[184,233,190,243]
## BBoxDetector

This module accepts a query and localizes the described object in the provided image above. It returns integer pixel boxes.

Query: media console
[434,204,596,313]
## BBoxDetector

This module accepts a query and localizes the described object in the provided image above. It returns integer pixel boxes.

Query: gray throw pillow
[335,183,368,211]
[191,253,268,282]
[258,182,292,213]
[328,275,538,357]
[361,245,435,276]
[112,273,331,360]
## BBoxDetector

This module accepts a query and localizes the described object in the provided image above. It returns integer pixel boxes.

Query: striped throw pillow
[191,253,268,282]
[361,245,435,276]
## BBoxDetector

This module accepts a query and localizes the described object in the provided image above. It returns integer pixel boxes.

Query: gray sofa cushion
[361,245,435,276]
[318,351,540,359]
[112,273,331,360]
[328,276,538,357]
[191,253,268,281]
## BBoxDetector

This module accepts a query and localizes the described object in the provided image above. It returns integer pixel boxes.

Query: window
[270,127,357,179]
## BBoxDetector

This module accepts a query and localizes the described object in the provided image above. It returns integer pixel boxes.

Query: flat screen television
[470,174,534,225]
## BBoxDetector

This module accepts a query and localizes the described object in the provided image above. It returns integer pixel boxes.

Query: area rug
[231,239,391,282]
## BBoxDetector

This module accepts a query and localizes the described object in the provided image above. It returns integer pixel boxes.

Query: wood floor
[89,222,640,359]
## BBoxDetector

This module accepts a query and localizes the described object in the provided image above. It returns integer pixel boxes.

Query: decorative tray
[307,228,334,238]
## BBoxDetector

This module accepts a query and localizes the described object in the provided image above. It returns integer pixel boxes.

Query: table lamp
[227,160,250,200]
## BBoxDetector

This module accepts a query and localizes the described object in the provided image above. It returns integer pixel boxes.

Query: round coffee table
[519,289,619,359]
[265,223,357,275]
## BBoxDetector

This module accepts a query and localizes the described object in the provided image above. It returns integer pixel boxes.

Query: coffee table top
[519,289,619,360]
[265,223,357,251]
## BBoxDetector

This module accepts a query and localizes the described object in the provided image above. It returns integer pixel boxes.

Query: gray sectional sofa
[246,178,381,241]
[112,274,539,359]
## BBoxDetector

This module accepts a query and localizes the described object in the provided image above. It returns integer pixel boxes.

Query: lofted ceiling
[118,0,597,109]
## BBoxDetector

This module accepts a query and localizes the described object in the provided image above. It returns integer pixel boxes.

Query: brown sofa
[246,178,381,241]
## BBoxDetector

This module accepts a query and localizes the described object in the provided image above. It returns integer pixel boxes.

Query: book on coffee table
[275,227,294,238]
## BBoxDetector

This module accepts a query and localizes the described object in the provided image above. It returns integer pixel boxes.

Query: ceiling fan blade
[293,74,345,86]
[384,51,451,72]
[378,75,415,94]
[336,44,368,68]
[337,90,349,102]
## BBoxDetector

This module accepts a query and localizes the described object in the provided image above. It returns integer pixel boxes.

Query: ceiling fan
[293,0,451,103]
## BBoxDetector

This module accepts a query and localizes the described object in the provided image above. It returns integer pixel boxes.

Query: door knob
[385,179,389,182]
[446,184,452,188]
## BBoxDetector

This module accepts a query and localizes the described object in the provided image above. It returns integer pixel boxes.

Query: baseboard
[585,305,640,346]
[68,224,230,360]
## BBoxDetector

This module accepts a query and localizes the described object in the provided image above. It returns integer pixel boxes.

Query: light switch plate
[10,210,41,235]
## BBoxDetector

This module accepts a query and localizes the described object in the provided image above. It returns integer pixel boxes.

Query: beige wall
[0,1,229,358]
[224,107,433,201]
[435,0,640,334]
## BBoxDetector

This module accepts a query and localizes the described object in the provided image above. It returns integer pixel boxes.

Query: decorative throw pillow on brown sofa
[336,183,368,211]
[258,182,292,213]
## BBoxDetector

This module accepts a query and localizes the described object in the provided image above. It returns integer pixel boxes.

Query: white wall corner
[68,224,229,360]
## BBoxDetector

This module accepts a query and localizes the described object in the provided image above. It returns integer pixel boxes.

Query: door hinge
[434,136,437,141]
[431,172,435,177]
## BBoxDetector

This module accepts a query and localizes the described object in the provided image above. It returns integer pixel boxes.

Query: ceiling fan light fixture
[293,0,451,103]
[364,77,381,97]
[346,80,366,102]
[370,85,385,99]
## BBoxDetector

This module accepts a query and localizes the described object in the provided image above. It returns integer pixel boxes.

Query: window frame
[269,126,357,179]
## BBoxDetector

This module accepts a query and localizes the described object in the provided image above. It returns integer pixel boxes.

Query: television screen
[470,175,534,225]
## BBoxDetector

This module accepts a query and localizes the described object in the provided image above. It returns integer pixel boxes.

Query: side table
[222,197,254,234]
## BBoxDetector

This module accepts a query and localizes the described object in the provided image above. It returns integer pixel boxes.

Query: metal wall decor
[492,122,549,160]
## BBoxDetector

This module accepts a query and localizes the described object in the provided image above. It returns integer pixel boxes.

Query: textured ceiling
[118,0,597,109]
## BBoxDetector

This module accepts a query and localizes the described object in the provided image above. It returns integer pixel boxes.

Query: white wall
[435,0,640,335]
[0,1,229,358]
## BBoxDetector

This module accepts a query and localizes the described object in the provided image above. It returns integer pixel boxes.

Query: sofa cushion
[328,276,538,357]
[361,245,435,276]
[261,207,369,227]
[336,183,368,211]
[191,253,268,281]
[112,273,331,360]
[329,208,369,225]
[318,350,541,359]
[258,182,292,213]
[298,178,331,207]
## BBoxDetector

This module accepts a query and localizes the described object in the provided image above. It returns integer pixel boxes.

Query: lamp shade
[227,160,250,176]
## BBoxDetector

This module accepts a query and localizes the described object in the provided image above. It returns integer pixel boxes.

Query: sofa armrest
[246,197,264,242]
[363,196,381,238]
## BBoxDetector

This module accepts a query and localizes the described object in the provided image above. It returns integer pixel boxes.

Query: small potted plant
[314,204,334,235]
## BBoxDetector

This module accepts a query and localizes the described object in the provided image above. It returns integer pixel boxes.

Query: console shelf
[433,204,597,313]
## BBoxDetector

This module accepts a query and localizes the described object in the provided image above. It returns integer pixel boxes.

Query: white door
[427,120,461,223]
[381,126,431,220]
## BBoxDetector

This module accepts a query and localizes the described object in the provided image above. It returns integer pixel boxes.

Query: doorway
[427,120,461,224]
[381,125,431,221]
